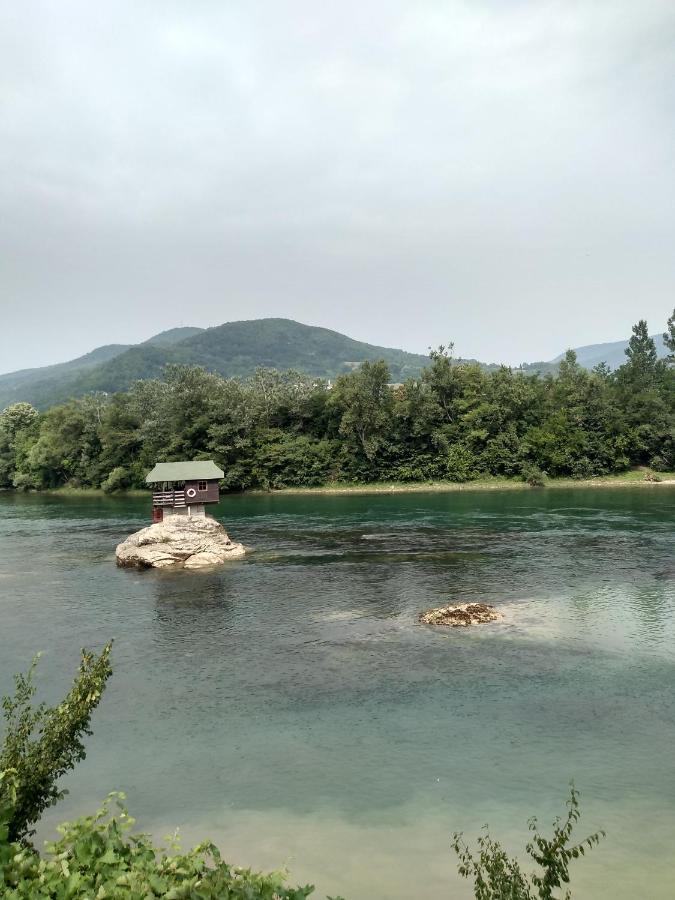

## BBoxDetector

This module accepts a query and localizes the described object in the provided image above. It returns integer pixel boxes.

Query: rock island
[115,459,245,569]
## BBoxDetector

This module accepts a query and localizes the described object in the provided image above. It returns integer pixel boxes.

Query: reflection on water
[0,487,674,899]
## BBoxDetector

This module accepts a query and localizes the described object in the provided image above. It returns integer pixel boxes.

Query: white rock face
[115,516,245,569]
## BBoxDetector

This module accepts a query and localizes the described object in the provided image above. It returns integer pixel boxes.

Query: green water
[1,488,674,898]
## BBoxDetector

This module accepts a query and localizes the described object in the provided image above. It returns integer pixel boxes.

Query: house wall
[162,504,206,518]
[163,506,188,518]
[184,479,219,504]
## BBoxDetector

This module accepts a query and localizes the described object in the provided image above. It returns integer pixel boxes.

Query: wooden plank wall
[184,480,220,504]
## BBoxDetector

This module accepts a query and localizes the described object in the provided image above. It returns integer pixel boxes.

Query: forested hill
[1,317,672,411]
[1,318,673,492]
[0,319,435,410]
[0,327,205,411]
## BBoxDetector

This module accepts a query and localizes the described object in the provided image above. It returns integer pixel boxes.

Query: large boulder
[116,516,245,570]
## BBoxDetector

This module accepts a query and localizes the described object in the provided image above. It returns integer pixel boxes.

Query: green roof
[145,460,224,484]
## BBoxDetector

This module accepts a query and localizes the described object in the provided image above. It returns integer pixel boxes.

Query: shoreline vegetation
[249,470,675,494]
[3,468,674,498]
[1,315,674,495]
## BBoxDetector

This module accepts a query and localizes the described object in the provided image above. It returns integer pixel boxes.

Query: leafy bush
[250,432,335,489]
[445,444,477,482]
[9,471,40,492]
[569,458,594,480]
[521,464,546,487]
[649,455,670,473]
[453,786,604,899]
[0,644,112,843]
[0,778,321,899]
[391,452,444,482]
[101,466,131,493]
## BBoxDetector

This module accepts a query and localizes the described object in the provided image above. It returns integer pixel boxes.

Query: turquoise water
[1,488,674,898]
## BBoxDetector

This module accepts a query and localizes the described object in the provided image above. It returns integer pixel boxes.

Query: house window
[198,480,207,492]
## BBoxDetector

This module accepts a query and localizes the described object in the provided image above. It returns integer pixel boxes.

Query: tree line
[1,316,674,492]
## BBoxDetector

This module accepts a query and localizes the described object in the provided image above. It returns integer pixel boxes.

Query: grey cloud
[1,0,674,373]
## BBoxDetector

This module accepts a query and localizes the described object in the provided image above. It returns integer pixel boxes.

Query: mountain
[161,318,434,378]
[142,326,204,346]
[0,326,203,410]
[0,319,434,410]
[2,318,670,412]
[551,334,669,371]
[521,332,670,375]
[0,344,132,411]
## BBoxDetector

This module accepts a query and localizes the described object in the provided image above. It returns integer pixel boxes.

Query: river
[1,487,674,898]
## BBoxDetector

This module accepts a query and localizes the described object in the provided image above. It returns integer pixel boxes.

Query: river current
[1,487,674,898]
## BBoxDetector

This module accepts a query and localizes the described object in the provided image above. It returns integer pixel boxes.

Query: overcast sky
[1,1,674,374]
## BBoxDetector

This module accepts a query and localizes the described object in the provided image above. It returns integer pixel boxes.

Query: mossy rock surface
[419,602,501,627]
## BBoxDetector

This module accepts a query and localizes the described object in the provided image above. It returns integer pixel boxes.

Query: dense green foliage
[0,778,320,899]
[0,646,113,843]
[453,787,604,899]
[1,316,673,492]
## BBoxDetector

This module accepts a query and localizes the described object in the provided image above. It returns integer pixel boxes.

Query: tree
[0,643,113,843]
[0,403,39,488]
[614,320,671,463]
[664,308,675,361]
[12,401,104,489]
[0,403,39,435]
[622,320,658,381]
[453,786,604,899]
[422,344,461,426]
[329,361,393,460]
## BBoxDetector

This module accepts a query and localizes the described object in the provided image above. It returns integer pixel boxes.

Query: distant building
[145,460,224,522]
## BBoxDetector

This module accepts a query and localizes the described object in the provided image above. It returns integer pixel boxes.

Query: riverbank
[10,468,673,498]
[252,470,675,496]
[37,486,148,497]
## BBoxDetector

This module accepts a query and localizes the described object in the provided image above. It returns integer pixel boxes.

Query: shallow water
[1,488,674,898]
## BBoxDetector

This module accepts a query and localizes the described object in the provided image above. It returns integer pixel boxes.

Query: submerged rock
[116,516,245,570]
[419,602,501,627]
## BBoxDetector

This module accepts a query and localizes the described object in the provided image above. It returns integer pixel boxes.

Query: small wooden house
[145,460,224,522]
